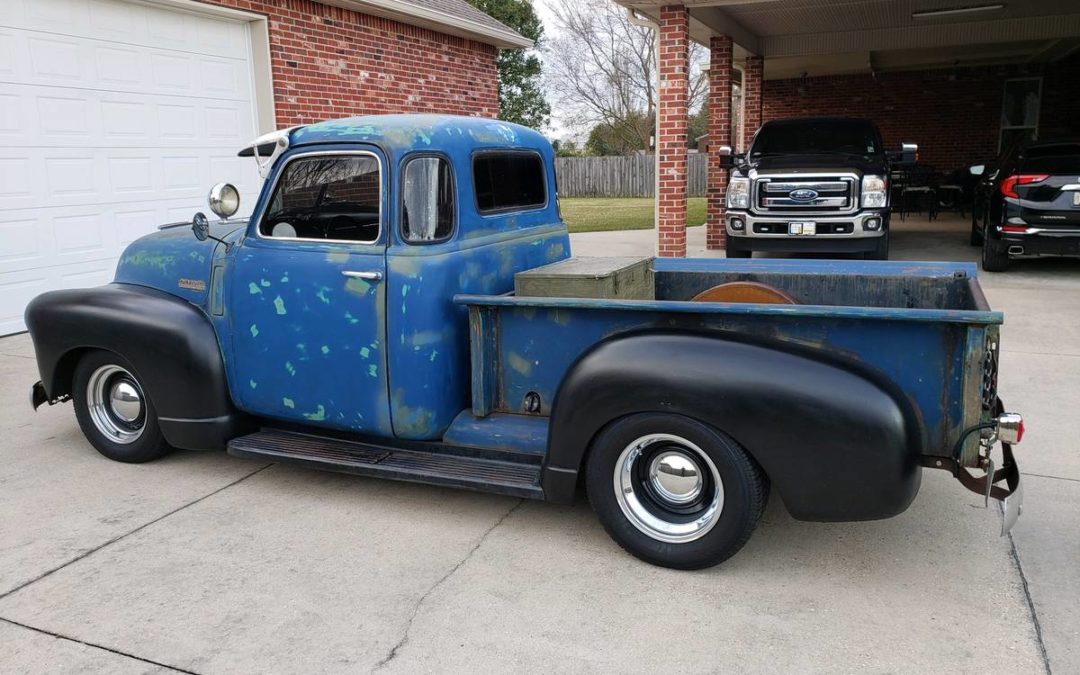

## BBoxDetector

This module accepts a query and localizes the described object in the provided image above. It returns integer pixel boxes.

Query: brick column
[657,6,689,258]
[742,55,764,151]
[706,35,733,250]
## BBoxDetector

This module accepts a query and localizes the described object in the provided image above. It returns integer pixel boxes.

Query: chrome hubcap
[614,433,724,544]
[87,365,145,444]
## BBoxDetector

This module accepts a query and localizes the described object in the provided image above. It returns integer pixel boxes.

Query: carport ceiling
[620,0,1080,78]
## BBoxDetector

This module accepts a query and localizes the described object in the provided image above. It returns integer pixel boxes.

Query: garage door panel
[0,0,264,334]
[5,0,250,61]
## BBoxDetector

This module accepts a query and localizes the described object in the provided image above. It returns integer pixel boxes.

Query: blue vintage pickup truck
[26,115,1023,569]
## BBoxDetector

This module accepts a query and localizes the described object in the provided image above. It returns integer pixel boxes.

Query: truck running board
[227,430,544,499]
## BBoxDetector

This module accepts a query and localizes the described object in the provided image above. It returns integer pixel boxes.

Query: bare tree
[544,0,708,153]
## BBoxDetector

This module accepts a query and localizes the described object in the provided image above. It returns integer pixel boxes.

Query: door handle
[342,270,383,282]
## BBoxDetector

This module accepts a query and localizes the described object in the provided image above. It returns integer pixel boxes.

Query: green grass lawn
[560,197,706,233]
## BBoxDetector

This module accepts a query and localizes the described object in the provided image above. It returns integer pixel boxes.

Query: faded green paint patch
[344,311,359,324]
[316,286,331,304]
[389,255,423,277]
[367,364,378,378]
[410,330,442,346]
[401,284,410,297]
[248,282,262,295]
[189,250,206,263]
[520,306,536,320]
[320,345,330,355]
[285,361,296,376]
[303,404,327,421]
[551,309,571,326]
[283,397,295,409]
[273,295,287,315]
[326,251,349,264]
[429,350,438,362]
[507,352,532,376]
[249,324,259,338]
[345,278,371,296]
[260,279,271,287]
[121,250,176,273]
[281,273,289,283]
[249,379,257,389]
[359,346,370,358]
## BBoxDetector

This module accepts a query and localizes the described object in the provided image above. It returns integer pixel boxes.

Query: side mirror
[969,164,986,177]
[192,212,210,242]
[717,145,735,169]
[898,142,918,165]
[208,183,240,221]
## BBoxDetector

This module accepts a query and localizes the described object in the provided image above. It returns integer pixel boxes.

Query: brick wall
[705,35,732,250]
[760,54,1080,175]
[199,0,500,126]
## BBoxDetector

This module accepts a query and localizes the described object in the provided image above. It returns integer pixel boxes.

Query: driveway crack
[372,499,524,672]
[0,463,273,603]
[0,616,201,674]
[1008,530,1052,675]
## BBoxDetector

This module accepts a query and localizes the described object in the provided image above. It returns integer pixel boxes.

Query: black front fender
[25,283,246,449]
[545,332,922,522]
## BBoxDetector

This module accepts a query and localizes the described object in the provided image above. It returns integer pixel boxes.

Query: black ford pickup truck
[720,117,916,260]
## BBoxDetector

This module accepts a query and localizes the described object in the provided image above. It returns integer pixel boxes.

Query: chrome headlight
[208,183,240,220]
[727,177,750,209]
[862,175,887,209]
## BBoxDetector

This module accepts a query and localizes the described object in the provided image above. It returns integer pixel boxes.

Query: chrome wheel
[86,365,145,444]
[613,433,724,544]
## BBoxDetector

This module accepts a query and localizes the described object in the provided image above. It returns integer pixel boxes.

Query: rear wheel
[585,413,767,569]
[72,351,171,463]
[981,228,1010,272]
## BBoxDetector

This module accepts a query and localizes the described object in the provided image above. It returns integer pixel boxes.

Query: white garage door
[0,0,265,334]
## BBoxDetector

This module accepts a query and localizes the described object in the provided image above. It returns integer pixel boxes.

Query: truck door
[226,147,392,435]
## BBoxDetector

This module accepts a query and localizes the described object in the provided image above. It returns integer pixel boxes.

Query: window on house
[402,156,454,242]
[1000,78,1041,152]
[260,154,380,242]
[473,152,546,213]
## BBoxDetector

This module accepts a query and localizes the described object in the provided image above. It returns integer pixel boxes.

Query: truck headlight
[727,177,750,209]
[862,175,887,209]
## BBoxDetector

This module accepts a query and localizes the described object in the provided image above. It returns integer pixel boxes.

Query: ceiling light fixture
[912,4,1005,19]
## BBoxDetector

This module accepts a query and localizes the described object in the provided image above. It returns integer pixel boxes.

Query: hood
[113,219,247,306]
[744,153,887,175]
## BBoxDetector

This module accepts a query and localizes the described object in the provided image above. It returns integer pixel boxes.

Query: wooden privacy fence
[554,154,709,198]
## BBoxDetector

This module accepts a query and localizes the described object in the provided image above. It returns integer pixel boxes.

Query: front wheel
[866,231,890,260]
[585,413,767,569]
[72,351,171,463]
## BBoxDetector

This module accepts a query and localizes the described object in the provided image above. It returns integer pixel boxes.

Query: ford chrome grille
[755,175,857,214]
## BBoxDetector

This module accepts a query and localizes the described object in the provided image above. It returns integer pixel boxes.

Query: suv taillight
[1000,174,1049,198]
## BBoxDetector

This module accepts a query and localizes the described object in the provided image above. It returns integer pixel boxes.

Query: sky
[529,0,573,139]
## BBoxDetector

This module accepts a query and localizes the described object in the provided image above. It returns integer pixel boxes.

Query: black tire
[981,229,1010,272]
[969,212,983,246]
[725,243,752,259]
[866,231,889,260]
[72,350,171,463]
[585,413,767,570]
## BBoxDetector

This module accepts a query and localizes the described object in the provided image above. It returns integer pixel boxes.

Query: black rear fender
[24,283,246,450]
[544,332,922,522]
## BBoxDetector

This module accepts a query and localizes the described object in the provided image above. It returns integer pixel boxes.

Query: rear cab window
[401,155,455,243]
[473,151,546,214]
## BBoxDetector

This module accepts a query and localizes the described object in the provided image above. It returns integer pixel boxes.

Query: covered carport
[616,0,1080,256]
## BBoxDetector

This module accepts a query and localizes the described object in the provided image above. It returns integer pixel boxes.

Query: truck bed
[457,258,1002,463]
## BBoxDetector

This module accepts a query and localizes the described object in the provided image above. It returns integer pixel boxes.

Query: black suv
[970,139,1080,272]
[720,117,916,260]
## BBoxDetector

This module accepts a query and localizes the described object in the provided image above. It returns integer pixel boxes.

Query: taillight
[1000,174,1049,198]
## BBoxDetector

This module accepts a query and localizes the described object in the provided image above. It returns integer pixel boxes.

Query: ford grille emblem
[789,189,819,202]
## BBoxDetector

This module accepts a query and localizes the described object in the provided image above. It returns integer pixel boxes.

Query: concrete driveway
[1,215,1076,673]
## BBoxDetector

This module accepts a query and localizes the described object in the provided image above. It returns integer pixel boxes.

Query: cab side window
[473,152,546,213]
[261,154,380,242]
[402,156,454,242]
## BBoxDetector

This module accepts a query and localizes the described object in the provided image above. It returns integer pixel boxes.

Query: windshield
[751,120,880,157]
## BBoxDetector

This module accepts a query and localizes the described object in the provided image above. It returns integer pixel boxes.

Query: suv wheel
[72,351,172,463]
[866,231,890,260]
[969,212,984,246]
[981,228,1010,272]
[586,413,767,569]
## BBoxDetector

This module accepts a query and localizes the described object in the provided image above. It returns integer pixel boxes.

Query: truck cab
[26,115,1022,571]
[722,117,916,260]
